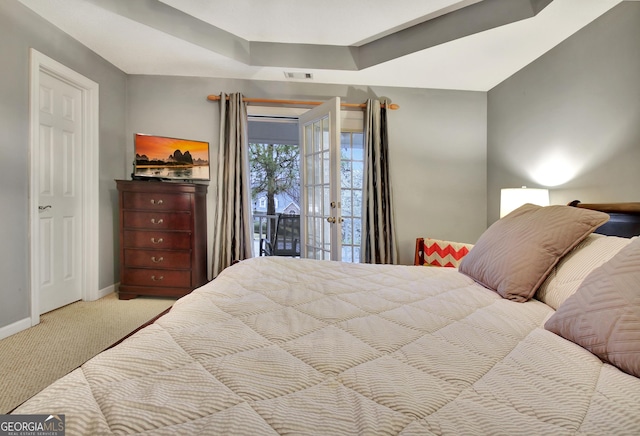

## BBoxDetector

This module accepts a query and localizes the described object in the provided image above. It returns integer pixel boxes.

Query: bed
[13,202,640,435]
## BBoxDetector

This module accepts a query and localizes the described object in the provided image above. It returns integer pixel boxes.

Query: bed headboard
[569,201,640,238]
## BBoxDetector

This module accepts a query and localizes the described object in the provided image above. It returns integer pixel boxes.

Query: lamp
[500,186,549,218]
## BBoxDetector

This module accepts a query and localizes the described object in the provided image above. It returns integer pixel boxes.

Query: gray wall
[126,77,488,267]
[0,1,127,329]
[487,2,640,224]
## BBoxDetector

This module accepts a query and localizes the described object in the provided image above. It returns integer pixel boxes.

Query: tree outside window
[249,143,300,239]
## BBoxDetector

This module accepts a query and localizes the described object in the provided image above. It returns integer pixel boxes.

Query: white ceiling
[17,0,625,91]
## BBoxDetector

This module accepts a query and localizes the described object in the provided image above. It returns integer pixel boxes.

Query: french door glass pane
[315,185,322,215]
[340,131,363,263]
[352,133,364,159]
[323,153,330,183]
[306,186,313,214]
[313,122,321,153]
[324,186,331,216]
[307,216,314,245]
[322,118,330,151]
[324,220,331,251]
[352,161,363,189]
[341,133,350,159]
[354,217,361,245]
[341,189,352,216]
[313,152,321,185]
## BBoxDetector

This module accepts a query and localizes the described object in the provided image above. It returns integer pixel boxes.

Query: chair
[260,214,301,257]
[414,237,473,267]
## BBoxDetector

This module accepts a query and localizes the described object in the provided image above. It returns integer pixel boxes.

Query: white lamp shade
[500,187,549,218]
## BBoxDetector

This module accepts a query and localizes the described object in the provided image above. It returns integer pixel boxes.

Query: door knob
[326,216,336,223]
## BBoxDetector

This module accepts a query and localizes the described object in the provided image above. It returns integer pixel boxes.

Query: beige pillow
[459,204,609,302]
[545,237,640,378]
[536,234,633,309]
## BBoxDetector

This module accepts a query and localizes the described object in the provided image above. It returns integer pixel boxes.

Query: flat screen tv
[133,133,210,182]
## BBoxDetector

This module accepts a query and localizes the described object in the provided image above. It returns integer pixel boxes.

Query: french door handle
[327,217,336,223]
[38,205,52,211]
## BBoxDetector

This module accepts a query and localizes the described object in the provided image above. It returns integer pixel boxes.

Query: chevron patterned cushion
[423,239,473,268]
[459,204,609,302]
[545,237,640,378]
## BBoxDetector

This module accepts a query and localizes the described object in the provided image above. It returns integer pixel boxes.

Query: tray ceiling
[17,0,624,91]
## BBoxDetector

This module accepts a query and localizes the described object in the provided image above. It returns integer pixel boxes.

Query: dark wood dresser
[116,180,208,300]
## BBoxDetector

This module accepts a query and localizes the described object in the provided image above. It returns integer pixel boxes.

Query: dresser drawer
[122,268,191,288]
[123,230,191,250]
[123,192,191,211]
[123,211,192,230]
[124,249,191,269]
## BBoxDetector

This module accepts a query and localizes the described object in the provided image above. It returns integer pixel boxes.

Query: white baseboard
[0,317,32,341]
[96,283,119,300]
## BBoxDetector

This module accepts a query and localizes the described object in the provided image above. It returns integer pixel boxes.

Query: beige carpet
[0,293,175,413]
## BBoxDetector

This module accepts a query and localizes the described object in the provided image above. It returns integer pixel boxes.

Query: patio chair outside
[260,214,301,257]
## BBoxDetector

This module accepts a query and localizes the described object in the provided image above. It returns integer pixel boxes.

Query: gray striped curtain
[361,99,398,264]
[212,93,253,277]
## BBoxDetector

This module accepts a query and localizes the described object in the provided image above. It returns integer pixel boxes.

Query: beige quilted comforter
[15,257,640,435]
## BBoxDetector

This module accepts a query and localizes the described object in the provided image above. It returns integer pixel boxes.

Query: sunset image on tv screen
[134,134,210,181]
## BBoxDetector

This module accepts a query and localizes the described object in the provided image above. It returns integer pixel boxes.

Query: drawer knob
[151,218,164,225]
[151,275,164,281]
[151,256,164,263]
[150,237,164,244]
[150,199,164,205]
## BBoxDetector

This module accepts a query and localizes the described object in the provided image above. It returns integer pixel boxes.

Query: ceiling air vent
[284,71,313,80]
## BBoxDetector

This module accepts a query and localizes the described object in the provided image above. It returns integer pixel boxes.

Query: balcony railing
[252,212,277,256]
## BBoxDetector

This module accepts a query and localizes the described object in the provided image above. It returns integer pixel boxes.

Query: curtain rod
[206,95,400,110]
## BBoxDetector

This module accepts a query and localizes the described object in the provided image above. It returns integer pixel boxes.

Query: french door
[299,98,342,260]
